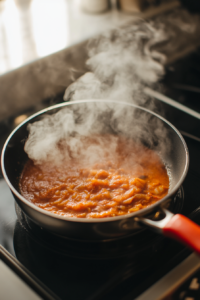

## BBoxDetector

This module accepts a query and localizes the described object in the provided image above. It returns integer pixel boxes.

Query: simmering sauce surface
[20,137,169,218]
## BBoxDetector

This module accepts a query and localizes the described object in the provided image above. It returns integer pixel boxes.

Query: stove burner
[14,187,184,261]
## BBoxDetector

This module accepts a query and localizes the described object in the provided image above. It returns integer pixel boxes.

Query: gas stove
[1,46,200,300]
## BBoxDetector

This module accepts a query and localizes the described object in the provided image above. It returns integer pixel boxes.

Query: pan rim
[1,99,189,223]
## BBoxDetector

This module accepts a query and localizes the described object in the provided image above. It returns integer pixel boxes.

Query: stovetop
[0,48,200,300]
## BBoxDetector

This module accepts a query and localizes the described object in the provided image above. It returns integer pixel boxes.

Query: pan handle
[135,209,200,255]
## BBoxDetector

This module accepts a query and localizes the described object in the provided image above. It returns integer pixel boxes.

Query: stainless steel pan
[2,100,200,254]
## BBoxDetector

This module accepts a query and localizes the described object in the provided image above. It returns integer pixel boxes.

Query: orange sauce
[19,137,169,218]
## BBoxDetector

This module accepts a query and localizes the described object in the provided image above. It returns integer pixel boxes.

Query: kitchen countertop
[0,0,180,76]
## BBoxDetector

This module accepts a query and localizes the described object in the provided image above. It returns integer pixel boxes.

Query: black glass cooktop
[0,48,200,300]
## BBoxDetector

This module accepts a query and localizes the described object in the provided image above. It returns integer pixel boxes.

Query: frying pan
[2,100,200,254]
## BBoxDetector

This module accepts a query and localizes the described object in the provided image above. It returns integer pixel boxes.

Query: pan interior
[2,101,188,218]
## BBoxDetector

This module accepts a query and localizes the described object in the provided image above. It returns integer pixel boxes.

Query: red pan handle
[163,214,200,254]
[135,209,200,255]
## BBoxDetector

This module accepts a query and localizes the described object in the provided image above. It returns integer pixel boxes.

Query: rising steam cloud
[24,102,171,169]
[25,8,200,166]
[64,8,200,107]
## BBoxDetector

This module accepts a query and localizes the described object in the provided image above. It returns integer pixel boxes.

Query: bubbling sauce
[19,137,169,218]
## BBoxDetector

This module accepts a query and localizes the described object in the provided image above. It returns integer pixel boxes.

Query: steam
[63,20,166,105]
[25,104,111,166]
[25,102,170,168]
[64,8,200,106]
[25,8,200,166]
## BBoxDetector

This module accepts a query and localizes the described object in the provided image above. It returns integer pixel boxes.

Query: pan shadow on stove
[13,190,184,300]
